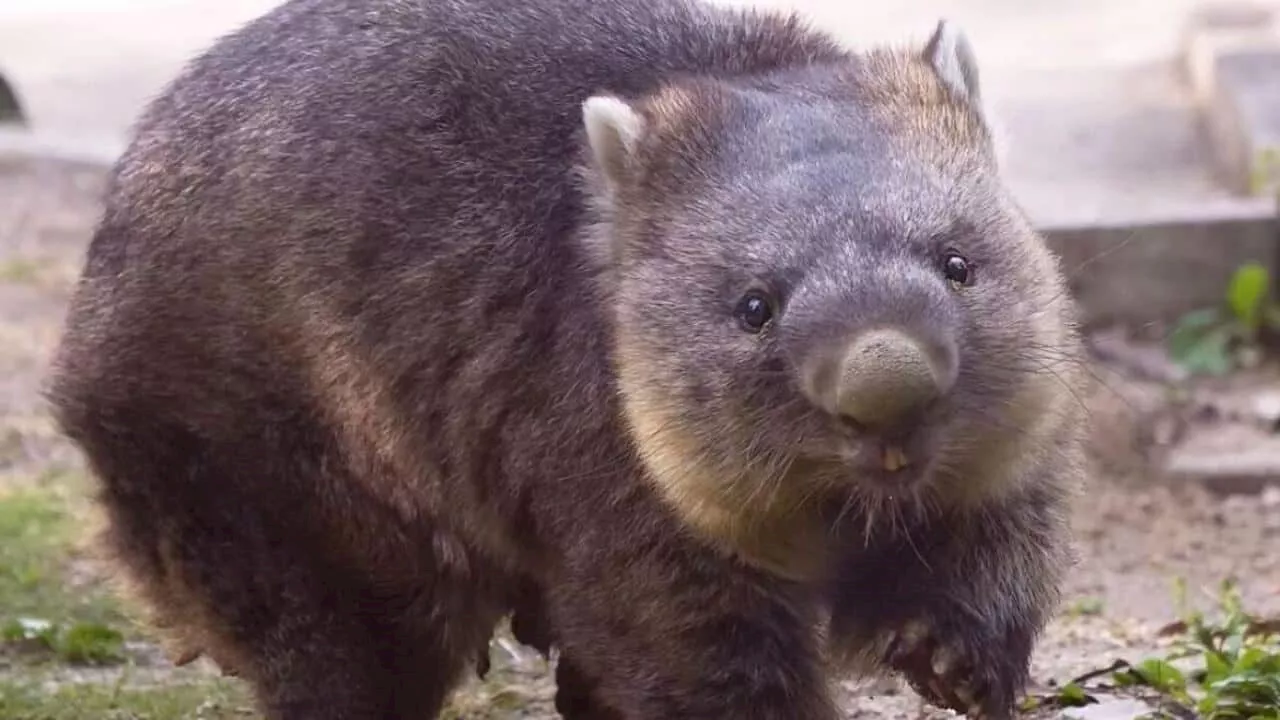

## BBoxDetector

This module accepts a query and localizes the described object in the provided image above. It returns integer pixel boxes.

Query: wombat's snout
[804,328,955,431]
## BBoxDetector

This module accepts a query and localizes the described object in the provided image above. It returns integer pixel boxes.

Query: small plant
[1066,596,1105,618]
[0,257,43,284]
[1167,261,1280,376]
[1,616,127,665]
[1112,579,1279,718]
[1025,580,1280,718]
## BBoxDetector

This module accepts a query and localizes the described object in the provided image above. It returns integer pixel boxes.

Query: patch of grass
[1023,581,1279,718]
[0,677,255,719]
[0,257,45,284]
[1065,596,1105,618]
[2,617,126,665]
[1167,260,1280,376]
[0,477,131,666]
[1034,580,1280,718]
[0,472,555,718]
[1117,578,1280,719]
[0,473,264,715]
[0,671,556,720]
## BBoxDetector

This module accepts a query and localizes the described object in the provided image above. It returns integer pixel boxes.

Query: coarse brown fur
[44,0,1088,718]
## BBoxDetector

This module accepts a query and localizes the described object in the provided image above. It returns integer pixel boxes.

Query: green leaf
[1169,307,1225,358]
[0,616,56,647]
[1207,651,1234,684]
[1197,692,1220,716]
[1227,262,1271,330]
[1113,670,1138,687]
[1175,325,1237,376]
[1211,673,1280,705]
[1134,657,1190,694]
[1057,682,1091,707]
[1234,648,1268,674]
[1225,627,1247,660]
[56,621,125,664]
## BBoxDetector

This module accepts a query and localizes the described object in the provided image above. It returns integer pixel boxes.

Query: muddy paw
[882,619,1018,720]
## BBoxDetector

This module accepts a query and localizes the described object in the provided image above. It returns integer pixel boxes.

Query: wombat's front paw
[882,618,1025,720]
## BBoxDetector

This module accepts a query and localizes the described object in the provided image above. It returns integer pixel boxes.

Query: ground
[0,154,1275,719]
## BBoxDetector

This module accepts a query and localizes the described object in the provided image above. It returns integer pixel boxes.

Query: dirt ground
[0,154,1276,719]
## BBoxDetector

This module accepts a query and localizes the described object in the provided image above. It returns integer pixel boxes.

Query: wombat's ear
[923,19,982,110]
[582,94,646,189]
[923,19,1008,164]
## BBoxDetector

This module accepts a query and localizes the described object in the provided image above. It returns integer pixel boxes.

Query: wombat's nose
[829,328,946,430]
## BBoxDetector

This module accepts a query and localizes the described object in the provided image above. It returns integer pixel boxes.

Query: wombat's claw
[170,648,201,667]
[884,619,929,658]
[931,644,959,677]
[884,619,991,719]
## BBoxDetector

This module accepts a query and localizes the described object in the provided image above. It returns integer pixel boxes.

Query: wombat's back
[52,0,847,417]
[78,0,847,280]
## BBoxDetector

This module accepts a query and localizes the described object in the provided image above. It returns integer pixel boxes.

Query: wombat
[45,0,1088,717]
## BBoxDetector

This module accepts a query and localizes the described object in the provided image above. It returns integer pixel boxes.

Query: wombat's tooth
[882,444,910,472]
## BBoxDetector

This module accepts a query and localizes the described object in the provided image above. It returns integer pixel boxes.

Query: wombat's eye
[942,251,973,288]
[735,290,774,333]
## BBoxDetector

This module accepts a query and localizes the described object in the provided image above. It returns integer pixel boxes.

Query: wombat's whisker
[1019,230,1140,316]
[1061,227,1142,284]
[761,452,801,520]
[898,503,933,572]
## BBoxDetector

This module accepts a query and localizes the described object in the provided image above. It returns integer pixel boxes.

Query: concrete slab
[1182,1,1280,107]
[1183,3,1280,196]
[1164,429,1280,495]
[1045,206,1278,328]
[1211,48,1280,196]
[0,0,279,156]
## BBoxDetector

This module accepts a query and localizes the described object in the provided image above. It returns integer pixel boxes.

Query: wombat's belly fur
[46,0,1087,717]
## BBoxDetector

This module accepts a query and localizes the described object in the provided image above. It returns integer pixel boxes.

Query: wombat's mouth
[824,423,942,495]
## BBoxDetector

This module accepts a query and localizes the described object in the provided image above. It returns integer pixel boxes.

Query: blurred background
[2,0,1276,227]
[0,1,1278,718]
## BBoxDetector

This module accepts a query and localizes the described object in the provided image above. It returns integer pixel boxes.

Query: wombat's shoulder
[137,0,849,134]
[95,0,851,268]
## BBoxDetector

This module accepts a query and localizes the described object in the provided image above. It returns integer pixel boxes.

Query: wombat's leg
[79,421,473,720]
[826,483,1070,720]
[367,551,506,719]
[99,494,400,718]
[242,602,398,719]
[544,530,840,720]
[553,656,626,720]
[506,578,623,719]
[508,579,555,657]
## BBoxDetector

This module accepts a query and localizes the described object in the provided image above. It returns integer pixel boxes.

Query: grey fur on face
[585,62,1068,515]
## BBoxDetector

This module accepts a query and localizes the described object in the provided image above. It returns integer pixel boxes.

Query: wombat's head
[578,21,1085,569]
